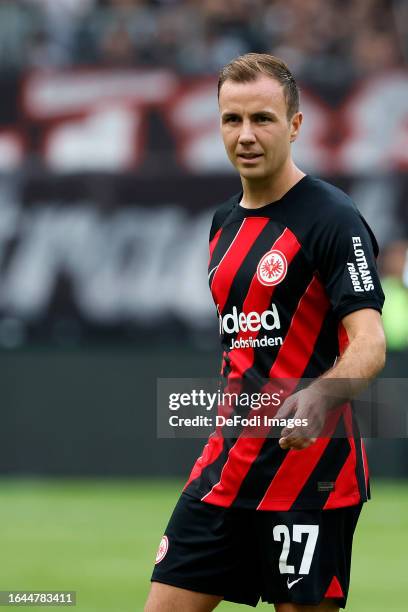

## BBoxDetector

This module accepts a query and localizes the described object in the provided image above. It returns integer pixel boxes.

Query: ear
[289,112,303,143]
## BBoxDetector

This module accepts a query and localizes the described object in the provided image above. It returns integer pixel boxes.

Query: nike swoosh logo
[287,577,304,589]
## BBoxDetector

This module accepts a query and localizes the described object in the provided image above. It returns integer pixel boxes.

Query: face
[219,75,302,182]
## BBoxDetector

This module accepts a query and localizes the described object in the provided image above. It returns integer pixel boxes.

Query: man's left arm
[278,308,386,450]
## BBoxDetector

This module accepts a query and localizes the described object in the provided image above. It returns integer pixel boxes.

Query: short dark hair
[218,53,299,119]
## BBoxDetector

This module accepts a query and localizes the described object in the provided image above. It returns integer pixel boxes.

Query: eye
[255,114,272,123]
[223,115,240,124]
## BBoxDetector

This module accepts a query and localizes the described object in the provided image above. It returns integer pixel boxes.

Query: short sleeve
[311,206,385,320]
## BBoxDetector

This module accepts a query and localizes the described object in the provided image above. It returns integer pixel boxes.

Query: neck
[240,162,305,209]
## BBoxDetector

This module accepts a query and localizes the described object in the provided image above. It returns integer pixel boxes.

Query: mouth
[237,153,263,162]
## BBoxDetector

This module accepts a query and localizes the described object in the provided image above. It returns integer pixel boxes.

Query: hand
[276,387,329,451]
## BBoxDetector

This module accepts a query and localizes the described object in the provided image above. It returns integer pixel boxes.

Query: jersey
[183,175,385,511]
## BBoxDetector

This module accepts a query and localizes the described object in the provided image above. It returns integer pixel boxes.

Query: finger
[278,431,302,448]
[275,395,297,419]
[279,434,317,450]
[278,437,290,449]
[279,426,293,439]
[280,437,306,450]
[279,419,309,440]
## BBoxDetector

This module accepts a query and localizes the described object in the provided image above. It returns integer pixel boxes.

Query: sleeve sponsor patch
[347,236,375,292]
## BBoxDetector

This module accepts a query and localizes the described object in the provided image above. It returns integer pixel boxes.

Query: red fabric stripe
[228,228,301,379]
[257,408,340,510]
[338,321,369,500]
[338,321,349,353]
[256,277,333,509]
[200,231,302,506]
[183,433,224,491]
[361,439,369,490]
[269,276,330,378]
[323,405,360,509]
[183,381,242,491]
[208,227,222,263]
[203,275,329,508]
[211,218,269,313]
[325,576,344,598]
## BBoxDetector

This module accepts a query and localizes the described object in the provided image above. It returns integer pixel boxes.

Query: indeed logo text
[218,305,281,335]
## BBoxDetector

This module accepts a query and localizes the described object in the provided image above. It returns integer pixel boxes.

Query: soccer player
[145,53,386,611]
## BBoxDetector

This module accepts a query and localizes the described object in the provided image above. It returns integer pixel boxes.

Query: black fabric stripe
[352,411,368,500]
[209,220,242,278]
[230,438,287,508]
[301,313,339,378]
[290,415,350,510]
[209,195,238,241]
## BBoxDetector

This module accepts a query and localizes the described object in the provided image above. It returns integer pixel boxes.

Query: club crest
[155,535,169,564]
[257,250,288,286]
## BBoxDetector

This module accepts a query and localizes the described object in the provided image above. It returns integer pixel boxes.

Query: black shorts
[151,493,362,608]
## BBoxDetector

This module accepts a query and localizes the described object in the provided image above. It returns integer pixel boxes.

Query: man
[145,53,385,611]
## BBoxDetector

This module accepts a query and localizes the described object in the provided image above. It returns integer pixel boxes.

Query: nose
[238,119,256,145]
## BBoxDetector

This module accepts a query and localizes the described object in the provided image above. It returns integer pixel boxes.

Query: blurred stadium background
[0,0,407,610]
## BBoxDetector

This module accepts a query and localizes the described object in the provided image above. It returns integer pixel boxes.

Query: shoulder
[302,176,358,220]
[301,177,379,255]
[303,176,374,232]
[209,193,239,241]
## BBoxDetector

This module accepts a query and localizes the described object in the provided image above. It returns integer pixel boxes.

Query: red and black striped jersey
[184,175,385,510]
